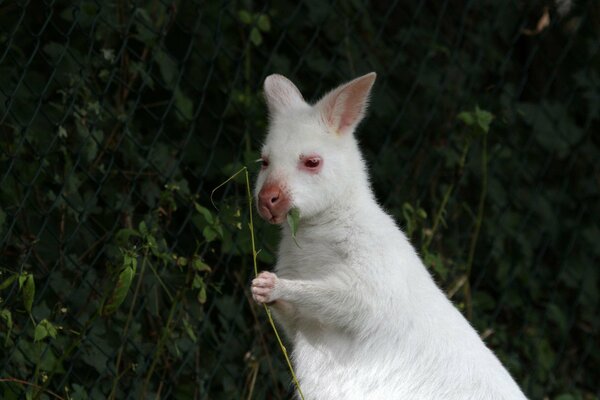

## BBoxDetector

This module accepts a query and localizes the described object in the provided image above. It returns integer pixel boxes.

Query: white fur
[252,73,527,399]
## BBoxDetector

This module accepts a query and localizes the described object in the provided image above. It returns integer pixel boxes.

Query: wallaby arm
[252,271,370,333]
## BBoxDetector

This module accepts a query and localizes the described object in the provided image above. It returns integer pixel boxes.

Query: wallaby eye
[260,157,269,169]
[304,158,320,169]
[299,155,323,173]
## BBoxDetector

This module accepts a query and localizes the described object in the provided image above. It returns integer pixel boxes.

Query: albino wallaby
[251,72,527,400]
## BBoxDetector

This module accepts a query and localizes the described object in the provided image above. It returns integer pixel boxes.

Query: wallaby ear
[317,72,377,135]
[264,74,305,114]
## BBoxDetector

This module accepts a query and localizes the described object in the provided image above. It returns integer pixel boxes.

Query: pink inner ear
[322,73,376,135]
[264,74,305,114]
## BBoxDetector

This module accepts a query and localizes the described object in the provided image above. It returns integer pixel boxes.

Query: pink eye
[299,155,323,173]
[261,157,269,169]
[304,158,320,169]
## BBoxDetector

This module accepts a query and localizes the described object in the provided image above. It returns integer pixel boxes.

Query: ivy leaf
[155,49,178,88]
[1,309,12,346]
[192,275,207,304]
[257,15,271,32]
[139,221,149,237]
[0,274,17,290]
[202,225,218,242]
[250,28,262,46]
[474,106,494,134]
[237,10,252,24]
[457,111,474,126]
[174,87,194,122]
[18,274,27,290]
[192,274,204,289]
[194,203,215,225]
[23,274,35,313]
[457,106,494,135]
[177,257,188,267]
[182,318,198,342]
[34,319,58,342]
[192,259,211,273]
[0,309,12,329]
[197,284,207,304]
[103,253,137,316]
[287,208,301,248]
[0,309,13,347]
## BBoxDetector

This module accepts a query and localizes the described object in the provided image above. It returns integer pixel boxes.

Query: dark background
[0,1,598,399]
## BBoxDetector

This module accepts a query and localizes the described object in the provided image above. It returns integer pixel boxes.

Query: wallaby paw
[251,271,279,304]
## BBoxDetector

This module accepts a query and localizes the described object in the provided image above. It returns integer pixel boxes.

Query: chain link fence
[0,1,598,399]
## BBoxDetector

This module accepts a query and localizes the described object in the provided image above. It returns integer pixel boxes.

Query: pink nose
[258,183,290,223]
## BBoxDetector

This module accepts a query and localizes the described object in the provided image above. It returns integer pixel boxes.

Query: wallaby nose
[258,186,282,207]
[258,183,290,223]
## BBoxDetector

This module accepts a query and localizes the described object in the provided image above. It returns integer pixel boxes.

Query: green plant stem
[245,359,259,400]
[243,168,306,400]
[424,142,470,252]
[108,248,149,400]
[148,262,174,302]
[141,289,183,398]
[424,182,454,251]
[464,134,488,320]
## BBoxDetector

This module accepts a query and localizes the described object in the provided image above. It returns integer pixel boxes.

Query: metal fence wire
[0,1,598,399]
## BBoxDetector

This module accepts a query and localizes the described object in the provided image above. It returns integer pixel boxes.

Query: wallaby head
[255,72,377,224]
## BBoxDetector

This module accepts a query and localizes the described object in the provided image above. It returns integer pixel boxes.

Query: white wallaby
[251,72,527,400]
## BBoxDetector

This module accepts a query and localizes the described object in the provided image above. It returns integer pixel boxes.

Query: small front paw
[251,271,279,304]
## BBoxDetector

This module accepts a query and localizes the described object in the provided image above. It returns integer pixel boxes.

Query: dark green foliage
[0,1,598,399]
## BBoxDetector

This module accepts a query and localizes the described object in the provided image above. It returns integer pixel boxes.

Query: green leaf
[202,226,218,242]
[0,274,17,290]
[1,308,13,346]
[0,308,12,347]
[22,274,35,313]
[174,87,194,121]
[130,61,155,90]
[458,106,494,134]
[237,10,252,24]
[70,384,88,400]
[18,274,27,289]
[155,49,178,88]
[197,285,207,304]
[0,309,12,329]
[177,257,188,267]
[192,274,208,304]
[103,254,137,315]
[34,319,58,342]
[115,228,141,246]
[192,274,206,304]
[192,259,211,272]
[192,274,204,289]
[287,208,301,248]
[194,203,214,224]
[257,14,271,32]
[474,106,494,133]
[457,111,474,126]
[250,28,262,46]
[139,221,149,236]
[182,318,198,342]
[57,125,68,139]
